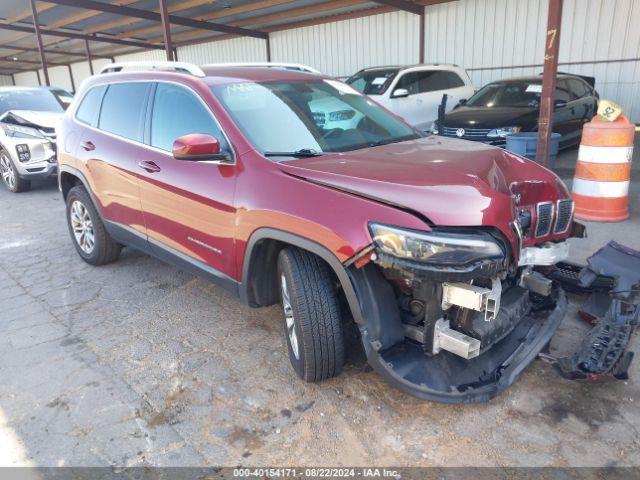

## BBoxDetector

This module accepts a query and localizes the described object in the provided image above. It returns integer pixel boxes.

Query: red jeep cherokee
[57,62,578,403]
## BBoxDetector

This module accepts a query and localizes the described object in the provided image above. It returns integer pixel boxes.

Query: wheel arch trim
[58,165,104,216]
[240,228,364,325]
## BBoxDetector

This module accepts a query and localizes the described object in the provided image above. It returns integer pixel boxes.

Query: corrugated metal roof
[0,0,419,74]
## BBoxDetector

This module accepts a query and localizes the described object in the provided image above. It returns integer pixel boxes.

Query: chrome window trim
[72,78,237,165]
[535,201,554,238]
[553,199,574,235]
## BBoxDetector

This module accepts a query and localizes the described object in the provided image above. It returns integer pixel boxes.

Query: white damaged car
[0,87,64,193]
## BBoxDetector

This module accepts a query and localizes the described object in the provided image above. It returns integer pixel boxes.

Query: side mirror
[172,134,231,163]
[391,88,409,98]
[554,99,568,109]
[459,99,467,105]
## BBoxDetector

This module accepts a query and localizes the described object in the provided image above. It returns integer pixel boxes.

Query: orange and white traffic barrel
[571,115,635,222]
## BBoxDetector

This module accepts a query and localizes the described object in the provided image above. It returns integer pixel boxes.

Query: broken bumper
[347,258,568,404]
[360,290,566,404]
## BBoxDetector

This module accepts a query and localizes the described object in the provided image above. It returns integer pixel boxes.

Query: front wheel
[66,185,121,265]
[277,247,345,382]
[0,149,30,193]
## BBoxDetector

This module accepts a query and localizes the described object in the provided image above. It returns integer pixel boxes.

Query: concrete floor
[1,172,639,467]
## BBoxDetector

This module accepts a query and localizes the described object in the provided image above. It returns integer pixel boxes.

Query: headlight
[328,110,356,122]
[43,142,55,159]
[430,123,439,135]
[487,126,521,138]
[369,223,504,265]
[1,123,44,139]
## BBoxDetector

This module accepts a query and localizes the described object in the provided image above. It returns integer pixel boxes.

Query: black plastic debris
[548,261,614,294]
[579,241,640,301]
[540,241,640,381]
[578,292,612,325]
[542,300,638,380]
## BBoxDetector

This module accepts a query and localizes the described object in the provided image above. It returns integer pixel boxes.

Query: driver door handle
[138,160,161,173]
[81,141,95,151]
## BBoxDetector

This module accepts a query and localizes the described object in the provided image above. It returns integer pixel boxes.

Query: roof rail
[204,62,321,74]
[99,61,205,77]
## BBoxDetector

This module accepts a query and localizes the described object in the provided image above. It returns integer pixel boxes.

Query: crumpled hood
[0,110,63,130]
[276,136,567,236]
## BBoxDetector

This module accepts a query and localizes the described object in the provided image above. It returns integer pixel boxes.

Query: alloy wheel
[281,274,300,359]
[70,200,95,254]
[0,153,16,190]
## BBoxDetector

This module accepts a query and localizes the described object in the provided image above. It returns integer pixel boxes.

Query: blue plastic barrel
[505,132,561,167]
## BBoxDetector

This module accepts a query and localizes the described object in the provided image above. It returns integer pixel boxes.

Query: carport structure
[0,0,635,165]
[0,0,443,82]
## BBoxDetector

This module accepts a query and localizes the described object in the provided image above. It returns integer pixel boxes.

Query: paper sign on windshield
[526,84,542,93]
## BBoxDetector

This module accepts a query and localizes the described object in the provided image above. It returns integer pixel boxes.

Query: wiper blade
[263,149,327,158]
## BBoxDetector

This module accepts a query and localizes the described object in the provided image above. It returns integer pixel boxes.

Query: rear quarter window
[75,86,106,126]
[98,82,151,142]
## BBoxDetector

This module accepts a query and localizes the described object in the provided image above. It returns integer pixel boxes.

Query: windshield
[211,79,419,156]
[51,89,74,110]
[0,89,64,116]
[466,81,542,108]
[345,68,399,95]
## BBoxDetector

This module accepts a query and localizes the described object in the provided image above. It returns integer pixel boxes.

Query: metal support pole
[10,74,15,86]
[535,0,563,167]
[36,69,42,86]
[67,64,76,93]
[158,0,174,61]
[265,34,271,62]
[173,48,178,61]
[85,40,94,75]
[419,11,425,63]
[30,0,50,86]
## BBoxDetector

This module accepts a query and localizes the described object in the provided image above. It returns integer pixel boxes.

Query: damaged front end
[346,222,573,403]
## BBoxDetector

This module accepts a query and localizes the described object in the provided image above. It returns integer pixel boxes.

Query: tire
[277,247,345,382]
[66,185,121,265]
[0,149,30,193]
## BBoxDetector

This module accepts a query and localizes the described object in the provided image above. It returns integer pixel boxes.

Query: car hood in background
[0,110,63,130]
[442,106,539,129]
[276,136,566,231]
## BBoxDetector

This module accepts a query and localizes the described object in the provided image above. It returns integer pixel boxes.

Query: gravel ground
[0,177,639,468]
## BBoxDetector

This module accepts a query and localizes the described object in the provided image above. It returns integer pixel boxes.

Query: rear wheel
[0,149,30,193]
[277,247,345,382]
[66,185,121,265]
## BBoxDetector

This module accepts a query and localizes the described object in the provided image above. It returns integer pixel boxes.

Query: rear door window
[567,78,588,98]
[397,70,466,95]
[150,82,229,153]
[98,82,151,142]
[423,71,465,91]
[555,80,573,102]
[75,85,106,126]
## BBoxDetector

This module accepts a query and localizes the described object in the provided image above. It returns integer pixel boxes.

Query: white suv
[0,87,63,193]
[346,64,475,131]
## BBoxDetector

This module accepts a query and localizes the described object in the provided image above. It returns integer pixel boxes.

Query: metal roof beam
[0,45,111,59]
[0,23,163,50]
[45,0,269,39]
[114,0,295,40]
[371,0,423,15]
[152,0,369,44]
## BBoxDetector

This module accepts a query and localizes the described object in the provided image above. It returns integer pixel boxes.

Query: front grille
[441,126,493,140]
[554,199,574,234]
[535,202,554,237]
